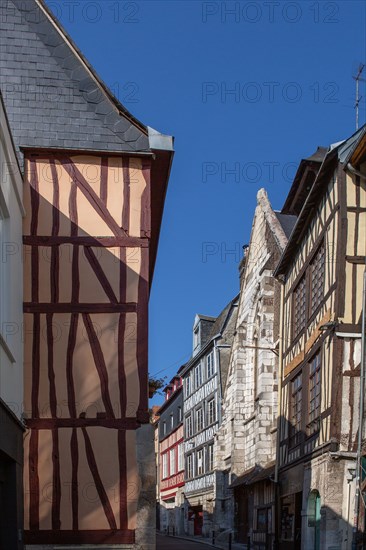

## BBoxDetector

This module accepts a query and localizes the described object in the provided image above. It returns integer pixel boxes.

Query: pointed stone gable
[0,0,149,165]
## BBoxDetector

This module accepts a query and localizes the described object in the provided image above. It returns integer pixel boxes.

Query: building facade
[158,373,185,535]
[214,189,295,548]
[182,300,238,538]
[0,1,173,548]
[274,127,366,550]
[0,90,25,549]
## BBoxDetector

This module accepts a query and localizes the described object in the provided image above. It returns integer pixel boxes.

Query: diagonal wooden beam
[66,313,78,418]
[82,313,115,419]
[60,158,127,238]
[83,246,118,304]
[81,427,117,530]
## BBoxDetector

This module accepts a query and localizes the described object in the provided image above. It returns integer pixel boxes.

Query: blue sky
[46,0,366,405]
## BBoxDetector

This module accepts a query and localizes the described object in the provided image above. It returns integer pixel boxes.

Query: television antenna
[353,63,365,130]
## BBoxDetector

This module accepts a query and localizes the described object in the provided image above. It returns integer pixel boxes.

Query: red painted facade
[158,377,184,502]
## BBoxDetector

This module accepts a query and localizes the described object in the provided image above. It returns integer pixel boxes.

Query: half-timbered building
[182,299,238,538]
[0,1,173,548]
[214,189,296,547]
[157,371,185,535]
[274,126,366,550]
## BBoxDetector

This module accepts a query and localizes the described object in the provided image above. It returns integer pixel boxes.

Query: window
[207,351,215,378]
[310,243,325,316]
[162,452,168,479]
[187,453,194,479]
[207,444,214,471]
[163,421,166,435]
[170,413,174,429]
[207,397,216,425]
[170,447,176,476]
[178,406,182,422]
[197,449,204,476]
[195,363,202,388]
[293,276,306,336]
[257,508,270,533]
[290,372,302,446]
[185,375,191,397]
[292,242,325,339]
[193,324,200,350]
[196,407,204,432]
[185,414,193,438]
[178,442,184,471]
[308,353,321,435]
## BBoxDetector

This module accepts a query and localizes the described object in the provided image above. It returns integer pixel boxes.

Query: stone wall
[214,189,288,534]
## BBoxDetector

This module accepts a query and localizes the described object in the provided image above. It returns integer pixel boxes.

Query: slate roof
[181,295,239,374]
[275,124,366,276]
[0,0,150,166]
[197,314,216,322]
[281,146,327,216]
[274,212,297,239]
[207,299,236,339]
[230,461,276,488]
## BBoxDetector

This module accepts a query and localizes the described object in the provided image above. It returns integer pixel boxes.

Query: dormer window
[193,324,200,353]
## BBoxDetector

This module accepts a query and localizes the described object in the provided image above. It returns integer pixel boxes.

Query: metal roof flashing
[148,127,174,151]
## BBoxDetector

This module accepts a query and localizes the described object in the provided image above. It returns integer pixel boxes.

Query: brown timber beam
[24,303,137,313]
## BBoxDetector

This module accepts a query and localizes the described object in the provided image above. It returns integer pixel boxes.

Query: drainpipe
[214,338,223,427]
[274,278,285,548]
[352,271,366,549]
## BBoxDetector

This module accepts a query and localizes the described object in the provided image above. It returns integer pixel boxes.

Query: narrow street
[156,534,213,550]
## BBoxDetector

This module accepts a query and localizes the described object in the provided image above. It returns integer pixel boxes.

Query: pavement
[156,533,246,550]
[157,534,215,549]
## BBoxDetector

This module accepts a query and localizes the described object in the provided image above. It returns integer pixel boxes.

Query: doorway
[307,490,321,550]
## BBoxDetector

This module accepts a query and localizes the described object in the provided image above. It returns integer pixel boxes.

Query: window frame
[207,443,214,471]
[196,448,204,476]
[207,351,215,379]
[293,275,306,338]
[291,240,326,340]
[256,507,270,533]
[162,452,168,479]
[207,397,216,426]
[185,414,193,438]
[195,362,203,389]
[193,324,200,351]
[178,442,184,472]
[187,453,194,479]
[196,406,204,432]
[169,447,176,476]
[307,352,321,436]
[289,371,302,448]
[309,242,325,318]
[185,374,191,397]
